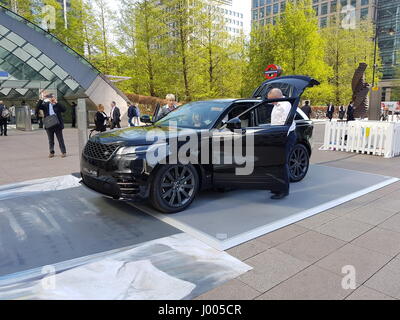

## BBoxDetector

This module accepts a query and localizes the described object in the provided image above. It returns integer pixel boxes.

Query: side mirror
[140,115,152,124]
[226,117,241,131]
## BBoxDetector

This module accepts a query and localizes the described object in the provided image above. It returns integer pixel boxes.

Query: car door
[213,76,319,189]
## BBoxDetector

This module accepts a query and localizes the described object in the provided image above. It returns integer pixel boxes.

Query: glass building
[251,0,399,100]
[0,4,128,117]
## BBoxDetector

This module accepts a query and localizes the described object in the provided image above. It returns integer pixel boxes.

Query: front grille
[83,141,120,161]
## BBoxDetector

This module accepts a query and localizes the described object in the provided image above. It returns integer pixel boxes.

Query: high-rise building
[251,0,399,100]
[214,0,246,37]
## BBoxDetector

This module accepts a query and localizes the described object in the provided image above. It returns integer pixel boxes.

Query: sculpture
[351,63,370,118]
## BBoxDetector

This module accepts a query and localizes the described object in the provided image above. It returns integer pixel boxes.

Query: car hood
[90,125,201,146]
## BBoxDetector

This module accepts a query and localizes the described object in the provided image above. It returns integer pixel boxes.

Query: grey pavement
[1,122,400,300]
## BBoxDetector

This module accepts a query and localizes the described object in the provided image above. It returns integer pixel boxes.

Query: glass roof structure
[0,4,118,103]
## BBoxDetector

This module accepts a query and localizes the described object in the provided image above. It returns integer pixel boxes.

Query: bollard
[77,98,88,158]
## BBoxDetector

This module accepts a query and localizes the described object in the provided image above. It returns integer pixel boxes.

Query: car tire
[289,144,310,182]
[150,164,199,214]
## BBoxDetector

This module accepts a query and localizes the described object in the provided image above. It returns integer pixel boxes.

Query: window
[273,3,279,14]
[260,7,265,19]
[313,5,319,15]
[320,17,328,28]
[252,9,258,20]
[361,0,369,5]
[340,0,347,6]
[351,0,356,7]
[266,5,272,15]
[360,7,369,19]
[260,0,265,6]
[331,1,337,12]
[281,1,286,12]
[321,2,328,15]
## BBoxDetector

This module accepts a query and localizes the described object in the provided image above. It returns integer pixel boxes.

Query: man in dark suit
[338,105,346,120]
[110,101,121,129]
[71,102,77,128]
[326,103,335,121]
[347,102,355,122]
[301,101,312,119]
[37,94,67,158]
[0,101,9,136]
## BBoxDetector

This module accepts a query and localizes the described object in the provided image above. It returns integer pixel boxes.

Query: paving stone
[346,286,396,300]
[227,239,272,261]
[351,228,400,258]
[256,265,351,300]
[238,248,309,293]
[296,212,338,229]
[315,217,374,242]
[276,231,346,263]
[195,279,260,300]
[316,243,391,284]
[365,257,400,299]
[379,213,400,234]
[345,205,396,226]
[256,224,309,248]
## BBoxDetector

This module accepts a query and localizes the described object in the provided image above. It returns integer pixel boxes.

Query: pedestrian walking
[37,94,67,158]
[347,101,355,122]
[0,101,9,136]
[326,102,335,121]
[94,104,108,132]
[133,104,140,126]
[338,105,346,120]
[110,101,121,129]
[10,104,16,124]
[301,100,312,119]
[127,102,137,127]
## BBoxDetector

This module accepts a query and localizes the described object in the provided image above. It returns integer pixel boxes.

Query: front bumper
[80,153,151,201]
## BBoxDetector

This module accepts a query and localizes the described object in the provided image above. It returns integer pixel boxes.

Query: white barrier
[320,120,400,158]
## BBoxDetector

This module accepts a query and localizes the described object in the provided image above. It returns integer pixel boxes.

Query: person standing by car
[268,88,296,200]
[94,104,108,132]
[326,102,335,121]
[127,102,137,127]
[37,94,67,158]
[301,100,312,119]
[110,101,121,129]
[157,94,178,120]
[0,101,9,136]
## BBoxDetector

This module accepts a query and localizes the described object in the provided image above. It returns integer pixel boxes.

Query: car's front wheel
[289,144,310,182]
[150,164,199,214]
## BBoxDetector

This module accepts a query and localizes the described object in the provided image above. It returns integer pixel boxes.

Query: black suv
[81,76,319,213]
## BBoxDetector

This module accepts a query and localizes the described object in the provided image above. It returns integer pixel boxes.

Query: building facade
[251,0,399,100]
[215,0,246,36]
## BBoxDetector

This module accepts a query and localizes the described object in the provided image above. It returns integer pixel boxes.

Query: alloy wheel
[160,166,195,208]
[289,145,309,181]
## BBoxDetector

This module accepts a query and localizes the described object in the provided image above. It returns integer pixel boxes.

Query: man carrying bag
[37,93,67,158]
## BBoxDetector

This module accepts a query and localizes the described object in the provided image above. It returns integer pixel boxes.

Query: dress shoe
[49,153,55,158]
[271,192,289,200]
[61,153,67,158]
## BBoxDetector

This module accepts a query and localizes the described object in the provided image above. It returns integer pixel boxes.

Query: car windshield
[154,101,232,129]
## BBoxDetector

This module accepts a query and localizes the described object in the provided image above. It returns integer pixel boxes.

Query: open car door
[212,76,320,190]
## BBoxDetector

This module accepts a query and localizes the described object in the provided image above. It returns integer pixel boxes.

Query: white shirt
[110,106,115,120]
[49,103,55,116]
[271,101,296,133]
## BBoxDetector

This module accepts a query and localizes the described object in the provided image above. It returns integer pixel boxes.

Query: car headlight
[116,143,168,156]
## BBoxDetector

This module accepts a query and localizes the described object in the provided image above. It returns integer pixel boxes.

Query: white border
[132,177,399,251]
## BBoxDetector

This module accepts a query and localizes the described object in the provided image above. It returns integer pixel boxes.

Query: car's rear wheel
[150,164,199,214]
[289,144,310,182]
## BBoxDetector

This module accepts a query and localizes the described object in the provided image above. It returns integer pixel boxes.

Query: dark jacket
[95,111,108,132]
[36,100,66,129]
[301,105,312,118]
[128,105,137,118]
[326,104,335,115]
[111,106,121,123]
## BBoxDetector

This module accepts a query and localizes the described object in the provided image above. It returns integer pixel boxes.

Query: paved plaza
[1,123,400,300]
